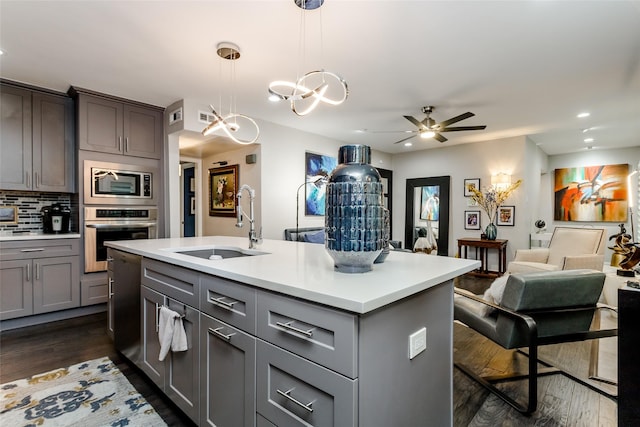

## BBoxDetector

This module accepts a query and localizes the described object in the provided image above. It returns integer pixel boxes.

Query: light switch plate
[409,327,427,359]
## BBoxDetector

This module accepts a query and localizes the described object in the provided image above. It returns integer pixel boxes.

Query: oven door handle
[85,222,157,229]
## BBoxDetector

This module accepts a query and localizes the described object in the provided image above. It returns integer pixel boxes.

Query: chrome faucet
[236,184,262,249]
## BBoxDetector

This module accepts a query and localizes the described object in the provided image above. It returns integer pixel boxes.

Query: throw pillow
[303,230,325,244]
[480,274,510,316]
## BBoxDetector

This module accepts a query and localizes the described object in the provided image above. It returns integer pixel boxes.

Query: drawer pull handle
[276,321,314,338]
[20,248,45,252]
[209,296,237,311]
[108,278,114,298]
[276,388,314,413]
[209,327,236,341]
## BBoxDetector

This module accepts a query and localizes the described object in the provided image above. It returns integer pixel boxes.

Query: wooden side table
[457,237,508,277]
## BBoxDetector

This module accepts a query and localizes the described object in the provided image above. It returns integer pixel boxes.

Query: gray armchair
[454,269,616,414]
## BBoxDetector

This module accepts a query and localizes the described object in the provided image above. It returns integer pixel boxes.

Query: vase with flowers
[467,179,522,240]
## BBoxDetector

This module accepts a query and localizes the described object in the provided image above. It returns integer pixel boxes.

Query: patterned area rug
[0,357,167,427]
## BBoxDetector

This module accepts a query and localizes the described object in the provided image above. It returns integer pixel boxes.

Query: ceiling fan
[393,106,487,144]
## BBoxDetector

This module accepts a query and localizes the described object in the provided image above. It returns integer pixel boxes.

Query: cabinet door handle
[209,327,236,342]
[25,172,30,189]
[25,263,30,282]
[34,172,39,188]
[155,303,160,333]
[106,256,114,263]
[118,136,122,152]
[35,263,40,280]
[108,278,114,298]
[276,321,314,338]
[208,296,237,311]
[125,137,129,152]
[20,248,45,252]
[276,388,314,413]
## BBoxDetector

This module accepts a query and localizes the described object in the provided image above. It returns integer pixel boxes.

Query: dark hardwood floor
[0,312,195,427]
[0,274,618,426]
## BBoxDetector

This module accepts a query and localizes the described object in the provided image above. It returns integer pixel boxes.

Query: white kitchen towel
[158,306,187,361]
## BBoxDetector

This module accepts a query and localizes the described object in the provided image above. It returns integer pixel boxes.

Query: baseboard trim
[0,304,106,331]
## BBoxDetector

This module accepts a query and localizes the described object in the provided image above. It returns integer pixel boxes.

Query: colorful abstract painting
[305,152,337,216]
[554,164,629,222]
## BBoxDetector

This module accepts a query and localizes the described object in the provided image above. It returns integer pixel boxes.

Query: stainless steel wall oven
[84,206,157,273]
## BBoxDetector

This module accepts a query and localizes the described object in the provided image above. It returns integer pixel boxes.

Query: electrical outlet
[409,327,427,359]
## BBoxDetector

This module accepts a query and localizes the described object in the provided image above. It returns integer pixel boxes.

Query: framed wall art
[464,210,481,230]
[304,151,336,216]
[464,178,480,197]
[554,163,628,222]
[209,164,239,217]
[420,185,440,221]
[497,205,515,226]
[0,206,18,224]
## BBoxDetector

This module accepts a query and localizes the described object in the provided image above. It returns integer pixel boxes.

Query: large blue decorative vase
[325,145,384,273]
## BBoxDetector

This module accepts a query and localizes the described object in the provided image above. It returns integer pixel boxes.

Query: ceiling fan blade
[393,134,417,144]
[439,125,487,132]
[365,129,418,134]
[404,115,426,130]
[433,133,448,143]
[438,112,474,128]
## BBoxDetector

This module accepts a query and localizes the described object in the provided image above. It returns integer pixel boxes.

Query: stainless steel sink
[165,245,268,260]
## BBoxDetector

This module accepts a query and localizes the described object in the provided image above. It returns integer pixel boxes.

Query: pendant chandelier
[202,42,259,145]
[268,0,348,116]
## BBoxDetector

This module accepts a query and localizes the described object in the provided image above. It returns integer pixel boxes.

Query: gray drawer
[142,258,199,308]
[0,239,79,260]
[256,340,357,427]
[201,274,256,334]
[257,290,358,378]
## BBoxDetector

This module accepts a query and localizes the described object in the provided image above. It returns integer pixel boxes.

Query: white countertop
[0,232,81,241]
[106,236,481,314]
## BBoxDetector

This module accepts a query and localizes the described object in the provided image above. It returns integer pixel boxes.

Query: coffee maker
[42,204,71,234]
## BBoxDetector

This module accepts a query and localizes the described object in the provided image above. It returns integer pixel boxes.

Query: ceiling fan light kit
[392,106,487,145]
[202,42,260,145]
[268,0,348,116]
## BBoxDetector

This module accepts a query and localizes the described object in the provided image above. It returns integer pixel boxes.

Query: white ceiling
[1,0,639,157]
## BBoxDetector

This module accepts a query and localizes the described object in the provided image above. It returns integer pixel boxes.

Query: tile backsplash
[0,191,79,233]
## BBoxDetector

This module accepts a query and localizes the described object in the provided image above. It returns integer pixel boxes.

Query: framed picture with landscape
[209,164,239,217]
[0,206,18,224]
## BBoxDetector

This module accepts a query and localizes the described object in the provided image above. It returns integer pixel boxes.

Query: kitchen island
[106,236,480,427]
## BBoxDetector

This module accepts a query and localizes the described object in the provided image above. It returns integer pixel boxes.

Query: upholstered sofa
[507,227,605,274]
[283,227,325,243]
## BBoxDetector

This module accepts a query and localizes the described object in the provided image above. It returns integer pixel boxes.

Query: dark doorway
[183,166,195,237]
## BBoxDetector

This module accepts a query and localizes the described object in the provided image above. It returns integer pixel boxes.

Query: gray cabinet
[140,258,200,423]
[73,88,163,159]
[125,257,453,426]
[200,313,256,427]
[0,239,80,320]
[0,82,74,192]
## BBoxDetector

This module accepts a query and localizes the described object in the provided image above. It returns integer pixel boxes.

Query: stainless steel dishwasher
[107,248,142,365]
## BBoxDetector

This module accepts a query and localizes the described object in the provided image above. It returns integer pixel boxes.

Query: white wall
[392,136,529,264]
[202,144,261,237]
[546,146,640,262]
[257,119,391,240]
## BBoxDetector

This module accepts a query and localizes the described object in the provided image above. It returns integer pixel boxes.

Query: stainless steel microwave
[84,160,157,205]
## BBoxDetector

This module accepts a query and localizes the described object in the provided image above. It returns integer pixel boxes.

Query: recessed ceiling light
[577,112,590,118]
[584,138,594,143]
[0,49,4,55]
[404,141,412,147]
